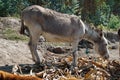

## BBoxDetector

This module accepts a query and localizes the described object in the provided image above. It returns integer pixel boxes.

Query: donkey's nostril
[104,54,109,59]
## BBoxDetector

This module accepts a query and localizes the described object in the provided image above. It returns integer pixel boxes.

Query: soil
[0,38,34,66]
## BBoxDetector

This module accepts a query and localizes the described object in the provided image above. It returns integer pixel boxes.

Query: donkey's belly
[42,32,74,42]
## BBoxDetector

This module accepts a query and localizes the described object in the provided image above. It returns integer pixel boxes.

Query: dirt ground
[0,38,119,71]
[0,38,34,66]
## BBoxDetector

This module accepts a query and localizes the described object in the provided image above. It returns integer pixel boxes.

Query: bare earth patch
[0,38,34,66]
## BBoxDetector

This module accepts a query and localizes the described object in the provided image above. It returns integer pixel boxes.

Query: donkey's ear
[95,28,103,37]
[92,27,95,30]
[99,31,103,37]
[99,29,103,37]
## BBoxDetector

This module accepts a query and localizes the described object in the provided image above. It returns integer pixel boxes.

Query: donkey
[20,5,109,67]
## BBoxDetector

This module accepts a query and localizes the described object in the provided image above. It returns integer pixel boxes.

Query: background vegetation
[0,0,120,30]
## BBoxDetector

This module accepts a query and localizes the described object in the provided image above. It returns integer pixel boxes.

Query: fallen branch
[79,58,106,69]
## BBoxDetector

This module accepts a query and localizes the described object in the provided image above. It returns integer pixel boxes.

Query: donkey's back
[21,5,85,42]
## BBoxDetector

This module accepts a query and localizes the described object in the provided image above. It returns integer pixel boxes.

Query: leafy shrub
[90,2,110,26]
[108,14,120,30]
[0,0,29,17]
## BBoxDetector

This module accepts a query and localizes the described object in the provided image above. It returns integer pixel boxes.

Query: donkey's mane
[84,23,103,33]
[84,23,95,31]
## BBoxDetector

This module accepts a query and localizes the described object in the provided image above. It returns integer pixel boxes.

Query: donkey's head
[94,29,109,59]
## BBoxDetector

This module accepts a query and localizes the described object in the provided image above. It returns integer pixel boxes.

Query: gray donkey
[20,5,109,67]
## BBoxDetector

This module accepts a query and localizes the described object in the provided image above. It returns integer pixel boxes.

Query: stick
[79,58,105,69]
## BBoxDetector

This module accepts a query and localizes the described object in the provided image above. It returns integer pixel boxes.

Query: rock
[111,45,118,49]
[78,40,93,49]
[111,39,116,43]
[47,46,66,54]
[104,31,119,42]
[110,45,118,49]
[47,46,54,52]
[53,47,66,54]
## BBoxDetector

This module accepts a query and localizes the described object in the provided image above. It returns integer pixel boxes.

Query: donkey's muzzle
[103,54,109,60]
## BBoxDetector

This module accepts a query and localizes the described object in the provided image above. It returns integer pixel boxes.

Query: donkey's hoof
[34,62,45,67]
[35,62,41,65]
[70,64,77,71]
[33,63,45,72]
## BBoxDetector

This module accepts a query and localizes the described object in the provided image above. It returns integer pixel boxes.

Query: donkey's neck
[83,25,98,44]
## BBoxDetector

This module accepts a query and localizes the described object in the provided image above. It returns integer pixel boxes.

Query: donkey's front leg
[29,35,42,64]
[71,41,79,68]
[29,39,37,62]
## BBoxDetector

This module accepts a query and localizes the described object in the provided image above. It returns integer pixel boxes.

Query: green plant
[0,0,29,17]
[41,0,78,15]
[108,14,120,30]
[2,28,28,41]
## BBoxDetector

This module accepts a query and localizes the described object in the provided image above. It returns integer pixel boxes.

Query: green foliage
[41,0,78,15]
[0,0,29,17]
[80,0,120,30]
[106,0,120,16]
[82,1,111,26]
[108,14,120,30]
[94,2,110,26]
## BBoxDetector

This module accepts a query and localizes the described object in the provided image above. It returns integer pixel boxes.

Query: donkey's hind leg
[28,33,42,64]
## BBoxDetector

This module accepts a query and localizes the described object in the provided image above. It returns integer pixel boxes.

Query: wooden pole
[118,29,120,58]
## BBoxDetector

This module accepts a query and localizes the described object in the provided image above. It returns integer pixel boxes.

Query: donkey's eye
[105,44,107,46]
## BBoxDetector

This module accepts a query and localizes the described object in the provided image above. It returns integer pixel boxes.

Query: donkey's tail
[20,14,30,36]
[20,17,25,34]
